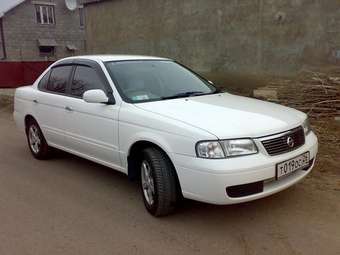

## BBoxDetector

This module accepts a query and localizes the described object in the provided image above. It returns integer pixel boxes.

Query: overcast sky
[0,0,24,15]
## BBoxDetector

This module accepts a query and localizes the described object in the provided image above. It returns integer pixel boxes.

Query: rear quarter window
[38,70,51,91]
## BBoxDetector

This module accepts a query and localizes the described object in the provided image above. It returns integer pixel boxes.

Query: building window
[39,46,55,57]
[79,7,85,28]
[35,5,55,25]
[38,38,57,57]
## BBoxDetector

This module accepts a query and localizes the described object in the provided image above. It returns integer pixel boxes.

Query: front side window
[46,66,72,94]
[105,61,216,103]
[71,66,107,97]
[35,5,55,25]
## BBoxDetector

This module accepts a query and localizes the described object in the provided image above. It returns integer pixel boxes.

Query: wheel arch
[127,140,182,196]
[24,114,37,134]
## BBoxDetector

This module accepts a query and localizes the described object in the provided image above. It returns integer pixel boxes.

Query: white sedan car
[14,55,318,216]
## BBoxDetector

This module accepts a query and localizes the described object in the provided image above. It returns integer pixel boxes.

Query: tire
[26,119,51,160]
[140,147,178,217]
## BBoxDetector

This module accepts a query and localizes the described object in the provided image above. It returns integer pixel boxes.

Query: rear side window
[38,71,51,90]
[46,66,72,94]
[71,65,107,97]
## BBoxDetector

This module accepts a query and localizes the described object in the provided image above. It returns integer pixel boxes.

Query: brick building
[0,0,86,87]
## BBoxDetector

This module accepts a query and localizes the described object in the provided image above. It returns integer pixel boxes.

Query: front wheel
[140,148,179,217]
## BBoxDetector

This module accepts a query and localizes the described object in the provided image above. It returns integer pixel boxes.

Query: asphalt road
[0,108,339,255]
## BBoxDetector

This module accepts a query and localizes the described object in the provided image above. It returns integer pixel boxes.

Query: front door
[62,63,121,169]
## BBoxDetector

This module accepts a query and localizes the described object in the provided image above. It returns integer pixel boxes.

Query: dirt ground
[308,119,340,194]
[0,96,339,255]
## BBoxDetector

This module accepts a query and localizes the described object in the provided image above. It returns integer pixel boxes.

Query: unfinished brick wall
[84,0,340,78]
[1,0,85,62]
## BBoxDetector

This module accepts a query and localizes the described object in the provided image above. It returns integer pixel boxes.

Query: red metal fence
[0,61,53,88]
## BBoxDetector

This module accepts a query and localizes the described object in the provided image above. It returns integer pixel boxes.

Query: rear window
[46,66,72,94]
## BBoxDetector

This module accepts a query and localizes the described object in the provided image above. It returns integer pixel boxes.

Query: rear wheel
[140,147,178,217]
[26,119,51,159]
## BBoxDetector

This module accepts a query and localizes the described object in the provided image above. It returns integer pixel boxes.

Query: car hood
[134,93,306,139]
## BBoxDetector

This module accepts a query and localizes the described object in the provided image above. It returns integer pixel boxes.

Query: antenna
[65,0,77,11]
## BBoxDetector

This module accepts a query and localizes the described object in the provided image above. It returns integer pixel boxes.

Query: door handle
[65,106,73,112]
[33,99,38,104]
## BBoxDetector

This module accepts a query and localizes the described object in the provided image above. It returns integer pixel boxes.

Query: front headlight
[196,141,225,159]
[302,118,311,135]
[221,139,258,157]
[196,139,258,159]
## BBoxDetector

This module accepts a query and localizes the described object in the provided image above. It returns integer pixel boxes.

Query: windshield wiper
[161,91,206,100]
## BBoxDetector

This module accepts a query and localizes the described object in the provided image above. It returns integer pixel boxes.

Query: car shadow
[48,149,300,220]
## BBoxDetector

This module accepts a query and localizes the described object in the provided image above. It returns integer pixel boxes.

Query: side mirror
[83,89,109,104]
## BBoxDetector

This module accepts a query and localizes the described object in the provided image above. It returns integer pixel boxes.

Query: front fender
[119,130,175,169]
[118,103,217,170]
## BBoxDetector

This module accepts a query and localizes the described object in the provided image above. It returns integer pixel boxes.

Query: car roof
[59,55,171,62]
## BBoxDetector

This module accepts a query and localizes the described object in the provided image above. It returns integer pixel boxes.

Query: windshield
[105,60,217,103]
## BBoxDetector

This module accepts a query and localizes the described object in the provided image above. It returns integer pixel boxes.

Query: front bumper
[172,131,318,205]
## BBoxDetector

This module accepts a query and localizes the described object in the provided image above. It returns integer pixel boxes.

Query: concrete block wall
[84,0,340,78]
[1,0,85,61]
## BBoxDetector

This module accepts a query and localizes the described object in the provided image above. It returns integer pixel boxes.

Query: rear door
[61,61,121,169]
[35,65,73,147]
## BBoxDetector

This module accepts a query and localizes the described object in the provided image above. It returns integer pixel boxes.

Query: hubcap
[141,160,155,206]
[28,125,41,154]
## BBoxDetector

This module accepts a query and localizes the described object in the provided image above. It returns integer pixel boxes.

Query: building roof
[0,0,25,18]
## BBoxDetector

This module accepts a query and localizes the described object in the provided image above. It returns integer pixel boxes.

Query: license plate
[276,152,310,179]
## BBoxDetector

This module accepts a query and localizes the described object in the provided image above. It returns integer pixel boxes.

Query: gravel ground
[0,98,339,255]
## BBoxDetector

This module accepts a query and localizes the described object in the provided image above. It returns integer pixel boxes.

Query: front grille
[261,127,305,156]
